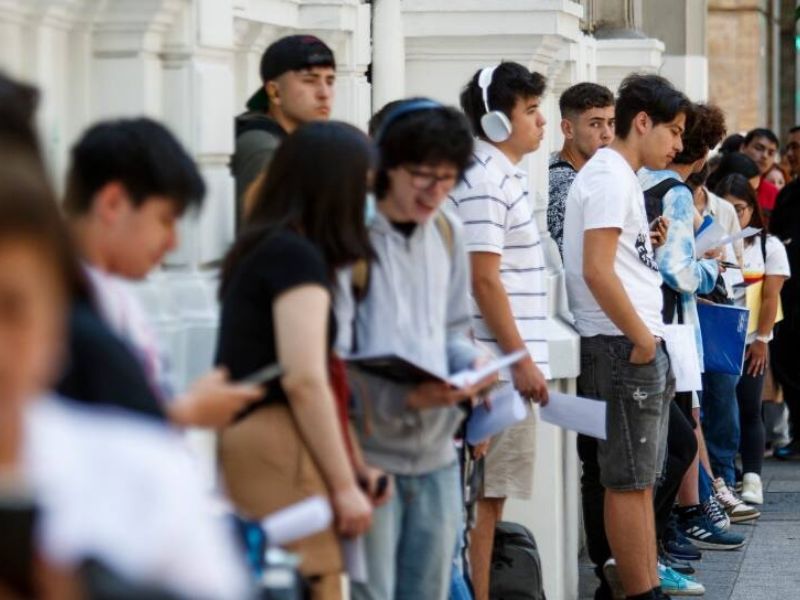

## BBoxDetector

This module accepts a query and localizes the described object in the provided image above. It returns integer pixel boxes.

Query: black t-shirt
[215,229,335,414]
[56,301,165,420]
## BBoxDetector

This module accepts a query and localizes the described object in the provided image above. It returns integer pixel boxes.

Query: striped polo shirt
[449,139,550,378]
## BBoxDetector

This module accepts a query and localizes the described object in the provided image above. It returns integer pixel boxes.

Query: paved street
[579,458,800,599]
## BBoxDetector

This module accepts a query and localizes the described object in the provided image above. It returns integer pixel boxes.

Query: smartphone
[0,499,38,598]
[649,215,663,230]
[357,474,389,499]
[239,364,283,386]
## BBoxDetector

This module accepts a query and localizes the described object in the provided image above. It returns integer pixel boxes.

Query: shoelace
[716,483,743,508]
[703,498,728,525]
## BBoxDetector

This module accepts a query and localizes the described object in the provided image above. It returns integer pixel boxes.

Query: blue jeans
[700,372,740,487]
[352,461,462,600]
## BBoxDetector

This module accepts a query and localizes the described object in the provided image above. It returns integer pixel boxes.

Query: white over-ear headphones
[478,66,512,143]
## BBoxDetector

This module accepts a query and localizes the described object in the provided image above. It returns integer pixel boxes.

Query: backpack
[489,521,546,600]
[643,179,691,324]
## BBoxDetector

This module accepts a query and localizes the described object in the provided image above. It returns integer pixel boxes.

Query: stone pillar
[641,0,709,101]
[371,0,406,110]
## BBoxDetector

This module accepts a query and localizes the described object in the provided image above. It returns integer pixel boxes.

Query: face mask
[365,192,377,224]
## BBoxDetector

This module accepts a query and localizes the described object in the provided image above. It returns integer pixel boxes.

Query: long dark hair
[706,152,759,191]
[714,173,765,245]
[220,121,375,296]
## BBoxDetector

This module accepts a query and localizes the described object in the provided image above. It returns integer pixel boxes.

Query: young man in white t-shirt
[449,62,549,600]
[562,74,689,600]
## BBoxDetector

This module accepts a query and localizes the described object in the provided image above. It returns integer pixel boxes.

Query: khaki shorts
[481,387,537,500]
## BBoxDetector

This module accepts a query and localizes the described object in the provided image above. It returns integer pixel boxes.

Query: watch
[755,333,771,344]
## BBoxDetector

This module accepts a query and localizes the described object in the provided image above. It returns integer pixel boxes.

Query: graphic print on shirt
[635,230,659,273]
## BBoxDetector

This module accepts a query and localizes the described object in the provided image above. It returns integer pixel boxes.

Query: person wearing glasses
[335,99,494,600]
[449,62,550,600]
[715,174,790,503]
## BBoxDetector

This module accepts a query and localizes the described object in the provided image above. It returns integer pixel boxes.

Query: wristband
[754,333,770,344]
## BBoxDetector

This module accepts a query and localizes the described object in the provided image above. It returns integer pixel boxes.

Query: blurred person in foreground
[63,118,263,428]
[0,146,251,599]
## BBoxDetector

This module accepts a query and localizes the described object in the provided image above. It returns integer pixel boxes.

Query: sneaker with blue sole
[659,563,705,596]
[680,513,745,550]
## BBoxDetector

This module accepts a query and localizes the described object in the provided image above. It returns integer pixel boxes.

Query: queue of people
[0,31,797,600]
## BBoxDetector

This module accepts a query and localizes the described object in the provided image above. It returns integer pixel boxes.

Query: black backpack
[643,178,692,324]
[489,521,546,600]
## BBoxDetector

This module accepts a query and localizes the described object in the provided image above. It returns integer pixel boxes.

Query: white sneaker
[740,472,764,505]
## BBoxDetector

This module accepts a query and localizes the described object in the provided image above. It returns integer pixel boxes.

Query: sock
[675,504,701,521]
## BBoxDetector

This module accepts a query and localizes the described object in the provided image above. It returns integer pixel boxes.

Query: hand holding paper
[447,349,528,389]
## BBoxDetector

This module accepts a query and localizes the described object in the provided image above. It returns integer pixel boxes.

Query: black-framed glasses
[402,166,458,191]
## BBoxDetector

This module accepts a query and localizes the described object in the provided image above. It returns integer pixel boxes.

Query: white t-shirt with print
[562,147,665,338]
[740,234,791,343]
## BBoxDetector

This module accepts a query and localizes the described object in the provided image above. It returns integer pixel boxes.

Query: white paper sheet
[696,225,760,257]
[539,392,607,440]
[341,537,368,583]
[447,349,529,388]
[465,386,530,445]
[663,324,703,392]
[694,219,728,256]
[261,495,332,546]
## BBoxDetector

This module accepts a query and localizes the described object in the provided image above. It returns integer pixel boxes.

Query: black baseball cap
[246,35,336,112]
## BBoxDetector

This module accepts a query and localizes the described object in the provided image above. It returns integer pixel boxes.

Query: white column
[595,37,665,92]
[371,0,406,109]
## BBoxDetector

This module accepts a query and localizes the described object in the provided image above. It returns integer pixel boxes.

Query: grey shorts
[578,335,675,491]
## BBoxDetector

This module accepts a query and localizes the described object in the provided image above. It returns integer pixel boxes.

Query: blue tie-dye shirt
[638,168,719,364]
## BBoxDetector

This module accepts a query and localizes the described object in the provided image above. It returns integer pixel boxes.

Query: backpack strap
[643,178,690,224]
[434,211,455,258]
[760,232,767,263]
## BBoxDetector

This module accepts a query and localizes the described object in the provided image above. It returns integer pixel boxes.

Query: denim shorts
[578,335,675,491]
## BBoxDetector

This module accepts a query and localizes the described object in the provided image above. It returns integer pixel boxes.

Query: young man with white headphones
[336,99,496,600]
[449,62,550,600]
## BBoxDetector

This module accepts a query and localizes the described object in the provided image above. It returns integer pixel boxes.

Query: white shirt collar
[473,139,527,179]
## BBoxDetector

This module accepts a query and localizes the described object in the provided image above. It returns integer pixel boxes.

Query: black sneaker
[663,515,702,561]
[680,513,746,550]
[659,546,696,576]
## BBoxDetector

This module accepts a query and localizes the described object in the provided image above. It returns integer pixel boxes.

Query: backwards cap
[246,35,335,112]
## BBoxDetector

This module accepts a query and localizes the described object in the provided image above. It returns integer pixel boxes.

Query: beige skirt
[218,404,343,578]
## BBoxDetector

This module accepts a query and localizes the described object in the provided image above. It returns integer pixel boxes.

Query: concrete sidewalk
[578,458,800,599]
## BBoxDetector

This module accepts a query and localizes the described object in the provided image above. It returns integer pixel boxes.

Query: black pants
[577,401,696,593]
[654,401,697,538]
[772,323,800,441]
[737,359,766,474]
